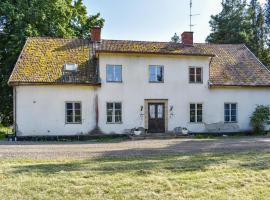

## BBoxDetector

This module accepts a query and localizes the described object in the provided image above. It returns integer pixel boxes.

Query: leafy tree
[206,0,270,68]
[0,0,104,125]
[206,0,250,44]
[266,0,270,47]
[250,105,270,134]
[171,33,181,43]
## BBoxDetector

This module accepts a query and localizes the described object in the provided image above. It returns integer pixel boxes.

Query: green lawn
[0,151,270,200]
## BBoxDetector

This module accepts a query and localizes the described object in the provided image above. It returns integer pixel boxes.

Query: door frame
[144,99,168,133]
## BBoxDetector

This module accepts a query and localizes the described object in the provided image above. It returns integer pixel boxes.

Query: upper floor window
[224,103,237,123]
[149,65,164,82]
[66,102,81,124]
[106,65,122,82]
[189,67,203,83]
[107,102,122,123]
[190,103,203,123]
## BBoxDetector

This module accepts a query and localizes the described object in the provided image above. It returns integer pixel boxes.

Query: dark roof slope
[8,38,270,87]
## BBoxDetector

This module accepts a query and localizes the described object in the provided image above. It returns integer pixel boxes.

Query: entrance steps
[129,133,193,140]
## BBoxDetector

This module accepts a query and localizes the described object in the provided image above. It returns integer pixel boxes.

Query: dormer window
[64,63,78,71]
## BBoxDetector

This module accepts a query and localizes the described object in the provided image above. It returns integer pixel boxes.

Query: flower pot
[134,131,142,136]
[182,129,189,135]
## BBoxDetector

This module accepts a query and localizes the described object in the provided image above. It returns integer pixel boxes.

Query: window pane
[66,103,73,110]
[107,116,113,123]
[149,105,156,119]
[149,66,156,82]
[196,74,202,82]
[75,110,81,115]
[231,109,236,116]
[75,103,81,109]
[67,109,73,116]
[231,104,237,110]
[189,68,195,83]
[231,115,237,122]
[225,116,230,122]
[115,115,122,123]
[67,116,73,123]
[106,66,114,81]
[225,109,230,116]
[115,109,122,116]
[190,115,196,123]
[114,66,122,81]
[75,116,81,123]
[225,104,230,110]
[156,67,163,82]
[157,105,163,118]
[107,103,113,109]
[197,115,203,122]
[197,104,202,110]
[115,103,121,110]
[190,104,196,110]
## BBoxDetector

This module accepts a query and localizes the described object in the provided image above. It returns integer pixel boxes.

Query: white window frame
[106,65,122,82]
[189,103,203,123]
[224,103,238,123]
[189,67,203,83]
[106,102,122,124]
[149,65,164,83]
[65,101,82,124]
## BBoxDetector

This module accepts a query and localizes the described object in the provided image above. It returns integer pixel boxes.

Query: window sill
[65,122,82,125]
[189,82,204,84]
[106,81,123,83]
[149,81,164,83]
[189,122,204,124]
[224,122,238,124]
[106,122,123,125]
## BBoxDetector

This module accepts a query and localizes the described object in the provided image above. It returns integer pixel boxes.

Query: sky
[84,0,267,43]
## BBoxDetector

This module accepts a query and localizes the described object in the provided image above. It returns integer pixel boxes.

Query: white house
[8,27,270,136]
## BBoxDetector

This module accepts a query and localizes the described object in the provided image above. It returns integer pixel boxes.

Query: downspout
[208,56,214,88]
[13,86,17,137]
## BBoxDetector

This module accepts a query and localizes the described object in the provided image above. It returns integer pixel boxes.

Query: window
[149,65,164,82]
[64,63,78,71]
[190,103,203,123]
[106,65,122,82]
[224,103,237,123]
[66,102,81,124]
[107,102,122,123]
[189,67,203,83]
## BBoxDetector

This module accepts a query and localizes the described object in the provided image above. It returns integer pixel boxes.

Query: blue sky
[84,0,266,43]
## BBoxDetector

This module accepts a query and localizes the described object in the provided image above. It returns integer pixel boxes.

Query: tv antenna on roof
[189,0,200,32]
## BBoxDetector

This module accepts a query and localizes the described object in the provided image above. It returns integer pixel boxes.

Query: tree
[250,105,270,134]
[206,0,250,44]
[0,0,104,125]
[265,0,270,47]
[206,0,270,68]
[248,0,266,57]
[171,33,181,43]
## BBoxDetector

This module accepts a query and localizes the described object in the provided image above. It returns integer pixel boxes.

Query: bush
[250,105,270,134]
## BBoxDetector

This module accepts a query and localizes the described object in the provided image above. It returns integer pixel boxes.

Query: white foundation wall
[15,85,97,136]
[98,53,270,133]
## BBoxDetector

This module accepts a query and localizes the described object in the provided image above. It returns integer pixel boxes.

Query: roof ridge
[27,37,88,41]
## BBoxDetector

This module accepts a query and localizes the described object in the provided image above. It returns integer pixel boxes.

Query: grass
[0,151,270,200]
[0,124,12,140]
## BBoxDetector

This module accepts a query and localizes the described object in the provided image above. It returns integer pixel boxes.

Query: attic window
[64,63,78,71]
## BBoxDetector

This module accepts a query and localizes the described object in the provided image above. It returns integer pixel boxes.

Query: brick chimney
[91,27,101,42]
[181,32,193,46]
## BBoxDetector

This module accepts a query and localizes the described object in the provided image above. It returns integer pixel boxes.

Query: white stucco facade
[14,53,270,136]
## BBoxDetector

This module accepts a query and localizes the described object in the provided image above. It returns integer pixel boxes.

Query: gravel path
[0,137,270,159]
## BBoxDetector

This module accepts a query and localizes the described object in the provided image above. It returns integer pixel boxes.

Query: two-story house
[8,27,270,136]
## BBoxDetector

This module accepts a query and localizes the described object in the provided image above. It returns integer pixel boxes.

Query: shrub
[250,105,270,134]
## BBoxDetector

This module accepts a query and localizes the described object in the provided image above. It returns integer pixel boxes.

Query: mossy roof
[8,38,270,87]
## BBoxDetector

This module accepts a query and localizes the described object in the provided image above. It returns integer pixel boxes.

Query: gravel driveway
[0,137,270,159]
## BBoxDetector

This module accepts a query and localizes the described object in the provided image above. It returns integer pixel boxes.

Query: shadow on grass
[11,150,270,175]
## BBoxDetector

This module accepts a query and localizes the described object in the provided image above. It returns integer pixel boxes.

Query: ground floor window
[190,103,203,123]
[107,102,122,123]
[224,103,237,123]
[66,102,81,124]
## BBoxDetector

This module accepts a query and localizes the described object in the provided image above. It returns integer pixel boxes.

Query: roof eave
[96,50,215,57]
[9,82,102,87]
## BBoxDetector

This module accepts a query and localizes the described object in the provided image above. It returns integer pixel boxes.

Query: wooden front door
[148,103,165,133]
